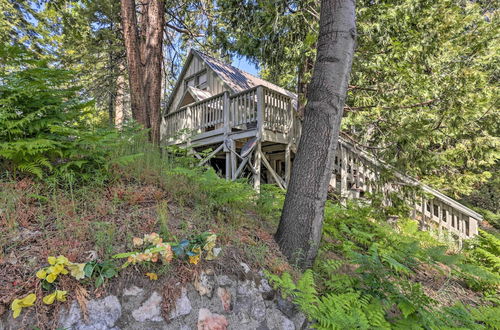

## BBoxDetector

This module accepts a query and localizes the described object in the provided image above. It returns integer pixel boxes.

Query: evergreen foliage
[0,45,140,180]
[268,202,500,328]
[212,0,499,197]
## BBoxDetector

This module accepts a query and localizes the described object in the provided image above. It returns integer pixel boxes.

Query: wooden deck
[162,85,482,242]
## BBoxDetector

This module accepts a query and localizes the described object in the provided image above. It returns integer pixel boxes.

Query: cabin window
[186,77,195,87]
[198,72,207,90]
[184,70,208,91]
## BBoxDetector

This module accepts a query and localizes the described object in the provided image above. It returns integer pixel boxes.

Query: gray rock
[258,277,274,300]
[266,308,295,330]
[169,288,192,319]
[216,275,234,287]
[277,295,298,319]
[132,292,163,322]
[290,312,308,329]
[235,280,266,323]
[59,295,122,330]
[123,286,144,297]
[240,262,251,273]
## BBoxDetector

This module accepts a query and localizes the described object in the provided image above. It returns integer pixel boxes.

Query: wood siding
[167,54,230,114]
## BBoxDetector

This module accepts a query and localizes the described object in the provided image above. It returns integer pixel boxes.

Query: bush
[268,202,500,329]
[0,45,143,182]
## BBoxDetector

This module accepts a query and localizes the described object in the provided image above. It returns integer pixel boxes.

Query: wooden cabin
[161,49,482,243]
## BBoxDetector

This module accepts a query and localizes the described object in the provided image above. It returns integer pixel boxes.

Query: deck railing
[163,85,482,241]
[330,135,481,242]
[164,85,294,140]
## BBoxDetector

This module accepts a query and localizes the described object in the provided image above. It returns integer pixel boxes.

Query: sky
[231,56,260,77]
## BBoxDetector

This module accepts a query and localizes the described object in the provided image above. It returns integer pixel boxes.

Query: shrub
[0,45,144,182]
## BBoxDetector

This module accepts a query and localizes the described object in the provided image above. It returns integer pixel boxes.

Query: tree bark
[275,0,356,269]
[120,0,164,144]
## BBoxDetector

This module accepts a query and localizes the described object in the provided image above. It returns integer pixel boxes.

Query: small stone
[194,271,215,297]
[266,308,295,330]
[240,262,251,273]
[217,287,232,312]
[216,275,234,287]
[257,277,274,300]
[197,308,229,330]
[277,295,298,318]
[170,288,192,319]
[291,312,308,329]
[251,299,267,322]
[132,291,163,322]
[59,295,122,330]
[123,285,144,296]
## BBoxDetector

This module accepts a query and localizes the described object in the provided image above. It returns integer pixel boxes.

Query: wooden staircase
[162,85,482,243]
[328,134,482,244]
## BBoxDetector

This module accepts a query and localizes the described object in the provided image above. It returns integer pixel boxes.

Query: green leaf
[95,275,104,288]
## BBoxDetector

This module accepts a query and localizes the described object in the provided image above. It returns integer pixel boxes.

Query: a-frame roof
[165,49,297,115]
[193,50,296,99]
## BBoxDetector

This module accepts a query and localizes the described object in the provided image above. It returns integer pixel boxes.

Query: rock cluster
[0,264,308,330]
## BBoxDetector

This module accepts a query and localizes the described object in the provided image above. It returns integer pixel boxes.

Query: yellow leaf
[188,255,200,265]
[53,264,65,275]
[11,293,36,318]
[43,293,56,305]
[145,272,158,280]
[55,290,67,302]
[12,306,21,319]
[20,293,36,307]
[55,255,69,265]
[48,256,57,265]
[67,262,86,280]
[46,273,57,283]
[36,269,47,279]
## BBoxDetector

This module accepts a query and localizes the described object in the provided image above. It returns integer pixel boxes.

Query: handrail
[165,91,227,118]
[337,136,482,220]
[228,85,261,99]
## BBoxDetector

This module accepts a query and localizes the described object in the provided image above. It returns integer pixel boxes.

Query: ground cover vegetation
[0,54,498,326]
[1,0,499,328]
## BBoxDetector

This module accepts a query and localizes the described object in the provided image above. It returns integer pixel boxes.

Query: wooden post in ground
[254,142,262,192]
[223,92,231,180]
[253,86,264,192]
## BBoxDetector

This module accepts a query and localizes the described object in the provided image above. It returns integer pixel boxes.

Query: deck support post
[229,139,236,180]
[253,142,261,192]
[223,92,231,180]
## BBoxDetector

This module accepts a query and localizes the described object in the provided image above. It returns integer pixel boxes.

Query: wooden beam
[198,143,224,166]
[233,157,249,180]
[253,142,261,192]
[229,139,237,180]
[259,150,286,190]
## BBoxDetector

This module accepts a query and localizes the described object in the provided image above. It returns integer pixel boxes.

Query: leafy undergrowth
[0,154,290,327]
[267,202,500,329]
[2,146,499,329]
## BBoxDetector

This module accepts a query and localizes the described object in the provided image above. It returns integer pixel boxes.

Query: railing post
[223,91,233,180]
[256,86,264,139]
[223,91,230,132]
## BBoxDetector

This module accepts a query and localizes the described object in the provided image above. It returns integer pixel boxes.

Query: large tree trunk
[275,0,356,269]
[120,0,164,144]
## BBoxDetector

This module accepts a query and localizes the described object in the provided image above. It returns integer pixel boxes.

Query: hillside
[1,146,499,329]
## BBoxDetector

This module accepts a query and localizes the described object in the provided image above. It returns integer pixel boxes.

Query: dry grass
[0,169,289,328]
